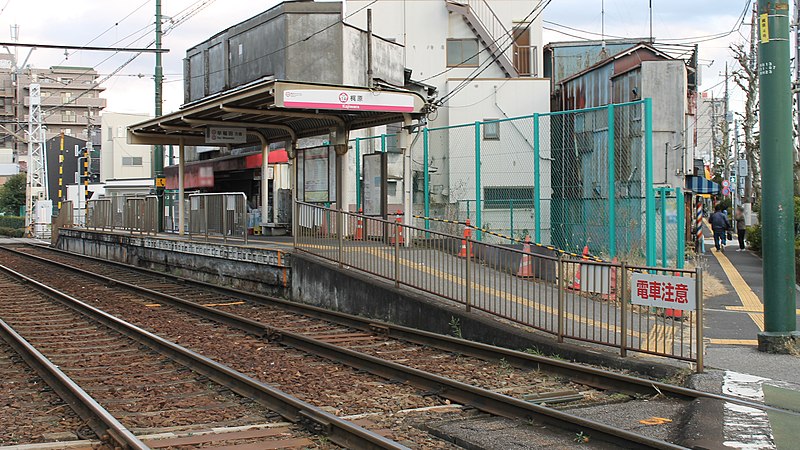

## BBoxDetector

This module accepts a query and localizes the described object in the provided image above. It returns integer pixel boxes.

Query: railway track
[0,262,409,449]
[0,244,704,449]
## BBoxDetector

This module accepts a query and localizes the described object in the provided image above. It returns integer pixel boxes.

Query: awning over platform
[686,175,720,194]
[127,78,428,147]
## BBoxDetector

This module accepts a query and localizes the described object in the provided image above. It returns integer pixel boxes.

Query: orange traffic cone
[516,235,535,278]
[354,208,364,241]
[569,244,590,290]
[390,210,404,245]
[457,219,474,258]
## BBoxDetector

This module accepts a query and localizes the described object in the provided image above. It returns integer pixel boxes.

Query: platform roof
[128,78,428,147]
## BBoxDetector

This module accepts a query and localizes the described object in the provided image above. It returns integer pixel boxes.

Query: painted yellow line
[362,247,645,339]
[710,249,765,331]
[202,301,245,307]
[644,320,675,354]
[708,338,758,346]
[724,305,800,315]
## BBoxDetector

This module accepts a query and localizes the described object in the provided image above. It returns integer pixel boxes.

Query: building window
[62,92,72,103]
[484,186,535,209]
[122,156,143,166]
[446,39,479,67]
[62,110,76,122]
[63,128,73,136]
[483,119,500,140]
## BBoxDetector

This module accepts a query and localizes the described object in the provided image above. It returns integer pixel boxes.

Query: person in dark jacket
[735,206,746,251]
[709,204,730,252]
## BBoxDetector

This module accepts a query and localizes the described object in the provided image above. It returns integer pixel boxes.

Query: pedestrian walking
[735,206,746,251]
[709,204,730,252]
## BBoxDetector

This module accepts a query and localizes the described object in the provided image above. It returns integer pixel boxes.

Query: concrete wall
[291,252,679,378]
[56,229,291,297]
[101,112,153,182]
[642,61,688,189]
[184,2,405,102]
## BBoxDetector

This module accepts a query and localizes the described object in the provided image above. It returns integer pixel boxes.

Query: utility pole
[154,0,165,230]
[756,0,798,351]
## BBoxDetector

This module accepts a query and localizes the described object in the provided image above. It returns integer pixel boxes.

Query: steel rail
[0,263,408,450]
[3,247,685,449]
[0,318,148,450]
[14,244,798,419]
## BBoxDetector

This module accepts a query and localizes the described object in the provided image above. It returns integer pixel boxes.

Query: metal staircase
[445,0,519,78]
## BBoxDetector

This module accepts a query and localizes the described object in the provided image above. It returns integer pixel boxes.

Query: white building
[694,93,724,166]
[345,0,550,230]
[100,112,153,183]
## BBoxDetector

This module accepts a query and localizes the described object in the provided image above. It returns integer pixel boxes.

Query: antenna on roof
[649,0,653,43]
[601,0,605,50]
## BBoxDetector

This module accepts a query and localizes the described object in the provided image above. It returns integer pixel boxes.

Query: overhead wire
[41,0,217,119]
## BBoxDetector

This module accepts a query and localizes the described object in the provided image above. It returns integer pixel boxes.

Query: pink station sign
[281,89,415,112]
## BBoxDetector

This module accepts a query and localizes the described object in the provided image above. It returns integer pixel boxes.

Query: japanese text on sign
[630,273,696,311]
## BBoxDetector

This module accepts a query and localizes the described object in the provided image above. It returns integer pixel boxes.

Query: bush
[0,227,24,237]
[0,216,24,228]
[746,224,762,252]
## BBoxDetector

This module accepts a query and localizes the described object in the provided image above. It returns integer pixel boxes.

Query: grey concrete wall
[642,61,688,188]
[57,229,291,297]
[291,252,680,378]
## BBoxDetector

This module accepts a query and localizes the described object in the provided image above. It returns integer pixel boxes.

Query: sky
[0,0,759,116]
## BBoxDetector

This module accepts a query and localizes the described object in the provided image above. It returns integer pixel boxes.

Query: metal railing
[295,201,703,369]
[188,192,248,244]
[464,0,515,58]
[123,196,159,234]
[86,199,112,229]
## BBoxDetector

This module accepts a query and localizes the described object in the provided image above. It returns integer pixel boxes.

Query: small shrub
[0,227,23,237]
[746,224,762,252]
[0,216,23,228]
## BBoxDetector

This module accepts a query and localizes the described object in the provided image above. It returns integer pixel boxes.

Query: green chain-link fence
[352,99,684,267]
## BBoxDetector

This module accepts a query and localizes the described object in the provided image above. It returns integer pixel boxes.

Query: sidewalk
[692,230,800,449]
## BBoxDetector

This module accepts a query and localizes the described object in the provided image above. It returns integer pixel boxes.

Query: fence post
[355,138,361,211]
[620,261,628,357]
[676,187,684,269]
[534,113,541,242]
[645,98,656,266]
[204,197,209,241]
[661,187,667,268]
[292,200,298,248]
[608,104,616,258]
[423,128,430,235]
[394,219,400,287]
[695,267,704,373]
[337,208,344,268]
[465,238,472,312]
[222,194,228,244]
[474,121,482,241]
[557,253,564,342]
[509,199,514,241]
[243,194,248,244]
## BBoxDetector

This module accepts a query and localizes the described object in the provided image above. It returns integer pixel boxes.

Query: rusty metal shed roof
[128,78,428,146]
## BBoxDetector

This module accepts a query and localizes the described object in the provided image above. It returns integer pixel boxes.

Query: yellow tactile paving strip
[708,338,758,346]
[709,248,765,331]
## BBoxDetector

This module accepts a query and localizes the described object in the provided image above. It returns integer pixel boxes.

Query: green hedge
[0,227,24,237]
[0,216,23,228]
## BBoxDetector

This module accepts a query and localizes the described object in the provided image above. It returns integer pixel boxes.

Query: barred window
[122,156,143,166]
[484,187,535,209]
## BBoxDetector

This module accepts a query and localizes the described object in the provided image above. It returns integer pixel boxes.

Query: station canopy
[128,78,428,147]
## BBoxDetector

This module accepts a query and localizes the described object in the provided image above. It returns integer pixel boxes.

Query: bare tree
[731,40,761,205]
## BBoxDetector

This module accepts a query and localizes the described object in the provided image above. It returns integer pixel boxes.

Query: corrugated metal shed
[544,39,645,90]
